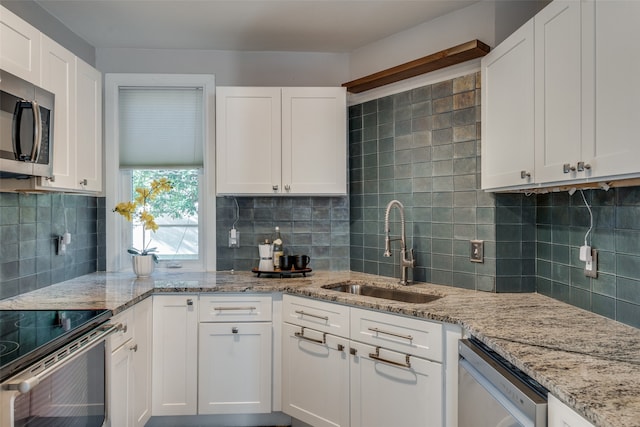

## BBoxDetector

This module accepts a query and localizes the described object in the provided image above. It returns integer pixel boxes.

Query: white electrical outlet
[228,228,239,248]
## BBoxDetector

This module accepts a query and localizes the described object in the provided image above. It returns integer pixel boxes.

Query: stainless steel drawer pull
[369,347,411,368]
[294,327,326,345]
[295,310,329,321]
[368,327,413,341]
[129,344,138,352]
[214,306,257,311]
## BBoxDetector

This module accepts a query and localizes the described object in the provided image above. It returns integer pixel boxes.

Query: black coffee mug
[293,254,310,270]
[279,255,295,271]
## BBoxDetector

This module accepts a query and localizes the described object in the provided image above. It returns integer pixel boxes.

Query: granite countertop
[0,270,638,427]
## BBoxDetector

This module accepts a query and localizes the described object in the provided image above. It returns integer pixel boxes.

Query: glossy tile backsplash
[216,196,350,272]
[348,71,639,328]
[0,193,105,299]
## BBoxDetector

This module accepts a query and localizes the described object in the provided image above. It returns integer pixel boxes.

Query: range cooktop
[0,309,111,382]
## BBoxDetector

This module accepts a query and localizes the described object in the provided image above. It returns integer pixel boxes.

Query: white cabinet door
[40,35,77,189]
[349,340,443,427]
[109,341,134,427]
[216,87,282,195]
[548,394,595,427]
[590,0,640,179]
[216,86,347,195]
[282,87,347,195]
[75,58,102,192]
[198,322,272,414]
[534,1,587,184]
[281,323,350,427]
[481,20,535,190]
[132,297,152,427]
[0,6,40,84]
[152,295,198,416]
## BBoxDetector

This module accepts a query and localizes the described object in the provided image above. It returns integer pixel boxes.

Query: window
[105,74,216,272]
[131,169,199,262]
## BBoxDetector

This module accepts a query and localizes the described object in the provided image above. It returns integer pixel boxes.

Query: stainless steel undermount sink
[322,282,442,304]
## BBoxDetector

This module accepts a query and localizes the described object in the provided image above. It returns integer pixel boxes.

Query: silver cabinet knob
[284,184,291,191]
[577,161,591,172]
[520,170,531,179]
[272,185,279,191]
[129,344,138,352]
[232,327,239,334]
[186,298,194,306]
[563,163,576,173]
[80,179,88,186]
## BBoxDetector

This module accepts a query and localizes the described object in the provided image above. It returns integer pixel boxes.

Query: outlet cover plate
[470,240,484,263]
[585,249,598,278]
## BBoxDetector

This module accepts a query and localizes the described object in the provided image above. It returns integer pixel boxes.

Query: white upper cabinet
[0,6,41,85]
[481,20,535,190]
[40,35,77,190]
[534,1,589,184]
[483,0,640,191]
[282,87,347,195]
[590,0,640,179]
[0,7,103,194]
[75,58,102,192]
[216,87,282,195]
[216,86,347,195]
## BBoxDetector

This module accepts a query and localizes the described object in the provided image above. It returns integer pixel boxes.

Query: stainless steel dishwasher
[458,338,548,427]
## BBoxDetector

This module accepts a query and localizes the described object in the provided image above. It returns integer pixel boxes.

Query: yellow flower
[113,178,173,255]
[113,201,137,221]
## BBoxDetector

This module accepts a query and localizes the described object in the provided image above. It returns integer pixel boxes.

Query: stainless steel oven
[0,310,118,427]
[458,338,548,427]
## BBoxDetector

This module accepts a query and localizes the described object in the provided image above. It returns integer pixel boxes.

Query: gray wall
[0,193,105,299]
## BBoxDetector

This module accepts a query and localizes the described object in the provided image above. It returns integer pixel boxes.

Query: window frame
[105,74,216,272]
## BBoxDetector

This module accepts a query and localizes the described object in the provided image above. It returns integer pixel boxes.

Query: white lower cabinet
[282,322,350,427]
[108,297,152,427]
[349,340,442,427]
[548,394,595,427]
[282,295,447,427]
[151,294,198,416]
[198,294,273,415]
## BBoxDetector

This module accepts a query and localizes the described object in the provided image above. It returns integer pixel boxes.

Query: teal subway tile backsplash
[0,193,105,299]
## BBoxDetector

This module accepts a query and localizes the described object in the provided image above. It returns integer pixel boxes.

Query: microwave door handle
[30,100,41,162]
[12,101,24,159]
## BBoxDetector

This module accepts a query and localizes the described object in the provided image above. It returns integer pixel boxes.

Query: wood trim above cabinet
[342,39,490,93]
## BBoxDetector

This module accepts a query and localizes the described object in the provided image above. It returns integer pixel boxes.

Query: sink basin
[322,283,442,304]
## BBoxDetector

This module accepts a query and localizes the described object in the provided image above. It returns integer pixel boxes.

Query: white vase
[132,254,155,277]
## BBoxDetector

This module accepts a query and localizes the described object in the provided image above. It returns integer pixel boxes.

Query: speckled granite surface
[0,270,638,427]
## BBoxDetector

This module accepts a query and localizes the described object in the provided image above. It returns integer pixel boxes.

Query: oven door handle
[4,322,122,394]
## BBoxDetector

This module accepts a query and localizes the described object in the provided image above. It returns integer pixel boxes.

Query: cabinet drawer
[350,307,443,362]
[199,294,272,322]
[283,295,349,337]
[110,307,134,350]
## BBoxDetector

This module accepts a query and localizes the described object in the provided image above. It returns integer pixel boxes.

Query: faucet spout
[383,200,415,285]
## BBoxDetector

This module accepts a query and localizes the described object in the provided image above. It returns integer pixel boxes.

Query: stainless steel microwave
[0,69,54,178]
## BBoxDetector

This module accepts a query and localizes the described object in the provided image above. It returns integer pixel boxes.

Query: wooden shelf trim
[342,39,491,94]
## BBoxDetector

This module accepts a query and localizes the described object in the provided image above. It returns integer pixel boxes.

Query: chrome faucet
[383,200,415,285]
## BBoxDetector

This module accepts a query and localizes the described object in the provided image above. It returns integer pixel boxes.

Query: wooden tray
[251,267,312,278]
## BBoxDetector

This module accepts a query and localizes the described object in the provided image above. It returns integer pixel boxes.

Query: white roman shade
[119,87,204,168]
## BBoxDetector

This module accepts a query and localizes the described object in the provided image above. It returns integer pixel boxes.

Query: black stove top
[0,309,111,382]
